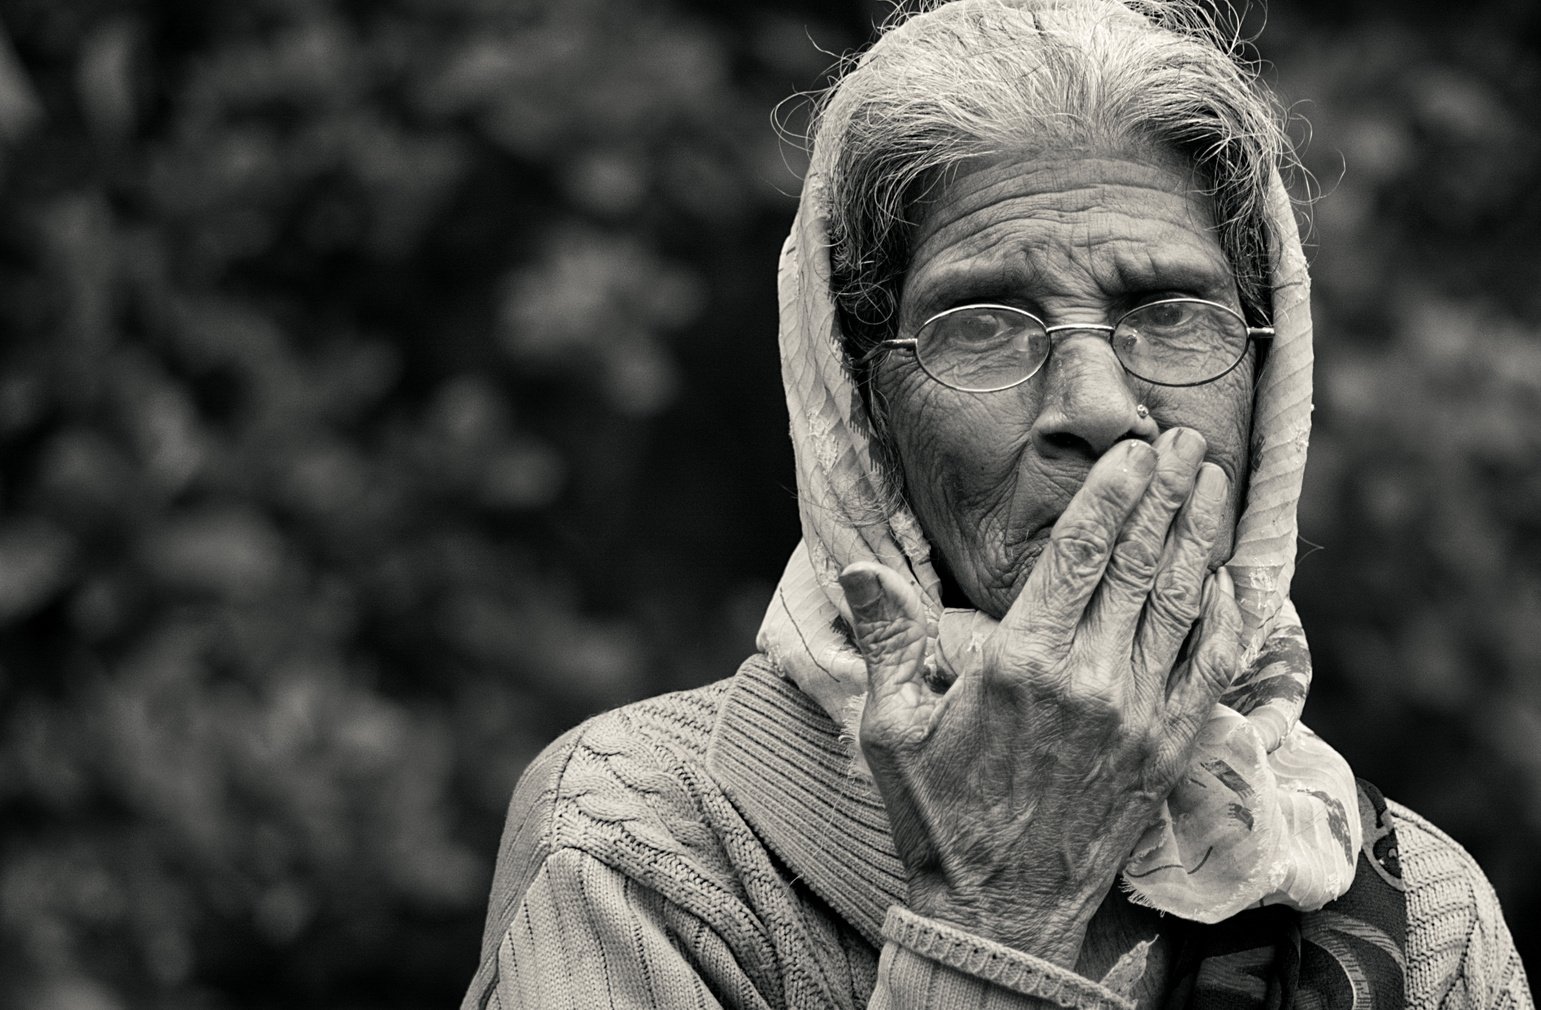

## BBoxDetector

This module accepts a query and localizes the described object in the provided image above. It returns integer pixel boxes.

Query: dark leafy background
[0,0,1535,1006]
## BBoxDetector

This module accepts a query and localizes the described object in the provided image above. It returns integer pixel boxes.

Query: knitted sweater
[463,656,1534,1009]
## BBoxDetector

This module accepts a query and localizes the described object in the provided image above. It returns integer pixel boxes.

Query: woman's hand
[838,427,1243,967]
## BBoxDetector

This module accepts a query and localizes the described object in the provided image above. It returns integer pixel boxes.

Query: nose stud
[1135,404,1150,419]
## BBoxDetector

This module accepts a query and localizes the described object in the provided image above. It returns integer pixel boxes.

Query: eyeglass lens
[914,300,1251,391]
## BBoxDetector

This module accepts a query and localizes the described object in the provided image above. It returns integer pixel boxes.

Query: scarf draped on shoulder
[753,1,1361,925]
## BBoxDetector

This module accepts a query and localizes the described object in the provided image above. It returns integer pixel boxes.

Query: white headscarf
[755,0,1361,924]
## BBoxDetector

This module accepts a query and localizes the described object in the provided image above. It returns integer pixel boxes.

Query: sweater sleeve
[1393,803,1534,1010]
[463,703,1140,1010]
[467,846,1134,1010]
[1451,874,1535,1010]
[463,718,780,1010]
[466,846,765,1010]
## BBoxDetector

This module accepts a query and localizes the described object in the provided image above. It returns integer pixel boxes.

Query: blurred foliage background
[0,0,1534,1006]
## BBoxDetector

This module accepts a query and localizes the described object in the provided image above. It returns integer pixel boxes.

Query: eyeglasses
[857,297,1274,392]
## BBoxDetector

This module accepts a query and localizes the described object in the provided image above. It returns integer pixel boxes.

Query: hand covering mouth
[755,116,1362,920]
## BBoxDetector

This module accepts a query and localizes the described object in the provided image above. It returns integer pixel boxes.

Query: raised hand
[838,427,1243,967]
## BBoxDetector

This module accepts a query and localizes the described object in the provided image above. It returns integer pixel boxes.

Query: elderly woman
[463,1,1533,1007]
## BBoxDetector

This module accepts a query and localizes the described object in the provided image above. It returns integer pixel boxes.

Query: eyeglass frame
[855,296,1275,393]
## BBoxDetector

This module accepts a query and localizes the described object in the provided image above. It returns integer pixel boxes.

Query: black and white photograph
[0,0,1535,1007]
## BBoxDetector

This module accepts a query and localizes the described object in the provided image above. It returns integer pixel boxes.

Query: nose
[1029,332,1159,459]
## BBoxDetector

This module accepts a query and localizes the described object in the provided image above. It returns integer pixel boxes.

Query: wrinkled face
[871,147,1255,617]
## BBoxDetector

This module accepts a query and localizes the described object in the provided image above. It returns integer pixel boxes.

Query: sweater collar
[706,654,905,947]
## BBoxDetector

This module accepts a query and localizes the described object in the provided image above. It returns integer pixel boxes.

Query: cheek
[1143,364,1252,478]
[876,373,1033,525]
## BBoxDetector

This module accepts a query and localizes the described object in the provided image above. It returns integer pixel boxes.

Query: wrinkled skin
[839,148,1252,971]
[875,149,1254,613]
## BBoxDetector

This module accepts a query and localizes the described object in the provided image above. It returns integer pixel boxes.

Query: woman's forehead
[901,150,1234,316]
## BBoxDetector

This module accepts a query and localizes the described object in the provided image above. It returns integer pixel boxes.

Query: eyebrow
[1107,247,1237,294]
[903,242,1237,322]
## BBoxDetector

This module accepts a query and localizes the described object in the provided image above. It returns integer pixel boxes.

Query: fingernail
[1173,427,1207,465]
[1216,565,1235,600]
[839,567,881,610]
[1125,440,1157,474]
[1196,463,1227,502]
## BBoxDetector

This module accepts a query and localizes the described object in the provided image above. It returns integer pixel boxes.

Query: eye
[926,306,1024,349]
[914,305,1047,392]
[1132,298,1199,333]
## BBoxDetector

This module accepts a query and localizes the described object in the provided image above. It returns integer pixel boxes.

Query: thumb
[838,561,928,706]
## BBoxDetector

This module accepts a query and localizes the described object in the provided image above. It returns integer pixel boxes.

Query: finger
[838,561,931,718]
[1130,462,1230,703]
[1001,439,1157,650]
[1163,567,1241,744]
[1089,428,1208,640]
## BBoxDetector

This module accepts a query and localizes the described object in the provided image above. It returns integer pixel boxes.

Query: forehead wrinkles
[904,153,1228,299]
[910,165,1107,261]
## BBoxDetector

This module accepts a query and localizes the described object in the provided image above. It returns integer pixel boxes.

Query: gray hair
[812,0,1294,362]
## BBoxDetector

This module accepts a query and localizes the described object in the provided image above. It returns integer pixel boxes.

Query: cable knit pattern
[464,661,1534,1009]
[1394,806,1534,1009]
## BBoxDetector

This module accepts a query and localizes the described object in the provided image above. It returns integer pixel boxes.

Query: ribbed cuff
[882,906,1137,1010]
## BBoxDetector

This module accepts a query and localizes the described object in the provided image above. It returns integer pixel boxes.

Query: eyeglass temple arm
[1247,327,1275,338]
[855,337,917,366]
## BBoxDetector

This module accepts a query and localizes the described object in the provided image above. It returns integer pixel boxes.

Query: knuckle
[1062,682,1121,724]
[1104,710,1143,745]
[1149,471,1196,511]
[1086,480,1139,523]
[1149,566,1202,620]
[1134,725,1166,763]
[857,616,921,657]
[1178,497,1222,543]
[1107,536,1161,585]
[1049,521,1112,574]
[1104,713,1163,765]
